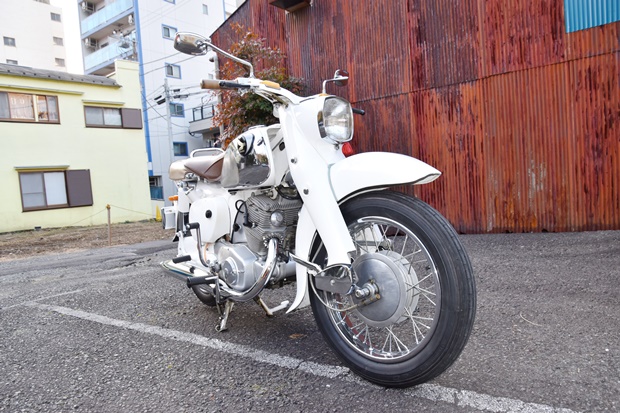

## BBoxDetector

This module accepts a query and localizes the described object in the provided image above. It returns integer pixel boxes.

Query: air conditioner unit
[128,14,134,24]
[84,38,98,48]
[81,2,95,13]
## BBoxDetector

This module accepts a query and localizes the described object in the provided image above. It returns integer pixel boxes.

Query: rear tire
[191,285,217,307]
[309,191,476,387]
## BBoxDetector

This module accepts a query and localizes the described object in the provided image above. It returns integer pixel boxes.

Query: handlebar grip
[201,79,223,89]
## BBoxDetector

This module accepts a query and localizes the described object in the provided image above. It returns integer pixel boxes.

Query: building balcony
[189,105,218,134]
[84,32,136,74]
[80,0,134,36]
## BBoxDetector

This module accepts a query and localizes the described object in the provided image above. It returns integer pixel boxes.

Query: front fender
[286,152,440,313]
[329,152,440,201]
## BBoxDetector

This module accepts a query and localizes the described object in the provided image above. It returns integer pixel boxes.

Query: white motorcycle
[160,32,476,388]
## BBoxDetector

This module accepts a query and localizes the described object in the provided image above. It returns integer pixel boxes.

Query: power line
[141,90,187,129]
[140,52,182,66]
[142,54,199,76]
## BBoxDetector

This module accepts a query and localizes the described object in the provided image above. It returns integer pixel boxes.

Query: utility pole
[164,77,174,167]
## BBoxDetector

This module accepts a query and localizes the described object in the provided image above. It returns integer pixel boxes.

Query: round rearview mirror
[334,69,349,87]
[174,32,209,56]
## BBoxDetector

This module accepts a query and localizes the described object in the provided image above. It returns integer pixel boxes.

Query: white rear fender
[287,152,441,313]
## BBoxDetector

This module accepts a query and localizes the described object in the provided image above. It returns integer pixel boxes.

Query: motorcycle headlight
[318,97,353,144]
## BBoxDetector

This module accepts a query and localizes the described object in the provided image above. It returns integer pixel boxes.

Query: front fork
[279,105,355,266]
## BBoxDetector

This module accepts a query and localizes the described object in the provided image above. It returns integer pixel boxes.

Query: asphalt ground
[1,230,618,412]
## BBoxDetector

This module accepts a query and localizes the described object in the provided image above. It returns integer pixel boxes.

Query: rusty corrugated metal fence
[213,0,620,233]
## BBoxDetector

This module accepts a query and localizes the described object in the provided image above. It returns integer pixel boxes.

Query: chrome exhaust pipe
[160,238,279,303]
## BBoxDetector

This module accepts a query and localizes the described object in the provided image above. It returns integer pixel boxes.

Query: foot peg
[172,255,191,264]
[254,296,289,317]
[186,275,217,287]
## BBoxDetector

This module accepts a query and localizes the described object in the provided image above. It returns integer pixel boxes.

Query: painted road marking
[26,302,578,413]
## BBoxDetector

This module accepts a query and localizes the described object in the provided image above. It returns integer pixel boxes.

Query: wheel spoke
[384,326,409,354]
[407,272,434,291]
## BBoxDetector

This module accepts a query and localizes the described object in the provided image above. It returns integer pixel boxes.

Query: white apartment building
[0,0,68,70]
[78,0,242,206]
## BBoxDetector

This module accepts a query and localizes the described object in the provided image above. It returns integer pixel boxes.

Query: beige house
[0,60,152,233]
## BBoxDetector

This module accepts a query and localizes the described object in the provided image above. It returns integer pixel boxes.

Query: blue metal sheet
[564,0,620,32]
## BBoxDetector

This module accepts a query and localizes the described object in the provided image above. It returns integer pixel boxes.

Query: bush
[213,24,304,146]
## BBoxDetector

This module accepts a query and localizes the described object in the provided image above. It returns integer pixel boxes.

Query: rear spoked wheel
[310,191,476,387]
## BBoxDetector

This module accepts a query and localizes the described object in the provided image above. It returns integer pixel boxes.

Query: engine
[215,194,302,292]
[244,194,302,256]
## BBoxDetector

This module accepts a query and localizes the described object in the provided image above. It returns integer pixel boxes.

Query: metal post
[106,204,111,246]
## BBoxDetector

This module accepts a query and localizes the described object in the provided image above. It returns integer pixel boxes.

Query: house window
[84,106,122,127]
[162,25,176,40]
[202,4,208,14]
[84,106,143,129]
[173,142,188,156]
[165,63,181,78]
[18,169,93,211]
[0,92,59,123]
[169,102,184,117]
[192,105,214,121]
[3,37,16,47]
[55,58,65,67]
[51,12,61,22]
[53,36,63,46]
[6,59,18,65]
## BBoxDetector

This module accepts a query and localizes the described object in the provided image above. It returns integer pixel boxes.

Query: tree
[213,24,304,146]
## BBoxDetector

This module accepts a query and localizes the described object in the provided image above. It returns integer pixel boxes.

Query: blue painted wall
[564,0,620,32]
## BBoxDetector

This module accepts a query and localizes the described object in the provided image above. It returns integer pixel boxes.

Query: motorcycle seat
[183,152,225,182]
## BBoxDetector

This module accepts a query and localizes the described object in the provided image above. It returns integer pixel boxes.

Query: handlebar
[201,79,251,90]
[201,79,365,116]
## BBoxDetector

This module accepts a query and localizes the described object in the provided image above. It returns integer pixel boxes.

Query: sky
[50,0,84,74]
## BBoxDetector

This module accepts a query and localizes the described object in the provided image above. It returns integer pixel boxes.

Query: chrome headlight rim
[318,96,354,144]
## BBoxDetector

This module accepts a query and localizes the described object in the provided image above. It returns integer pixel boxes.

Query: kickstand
[215,300,234,332]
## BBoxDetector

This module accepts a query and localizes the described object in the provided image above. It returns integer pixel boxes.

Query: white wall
[0,1,67,70]
[137,0,228,201]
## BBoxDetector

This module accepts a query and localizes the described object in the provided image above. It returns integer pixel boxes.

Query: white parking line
[26,302,579,413]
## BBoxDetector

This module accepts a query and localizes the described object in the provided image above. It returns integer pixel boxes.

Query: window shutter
[121,108,143,129]
[66,169,93,207]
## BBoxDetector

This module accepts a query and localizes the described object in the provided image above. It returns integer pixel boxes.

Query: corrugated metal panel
[564,0,620,32]
[408,0,482,90]
[211,1,287,60]
[212,0,620,233]
[480,0,566,77]
[286,0,352,100]
[410,83,487,233]
[565,53,620,230]
[478,65,573,232]
[286,0,412,102]
[350,94,413,156]
[565,18,620,60]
